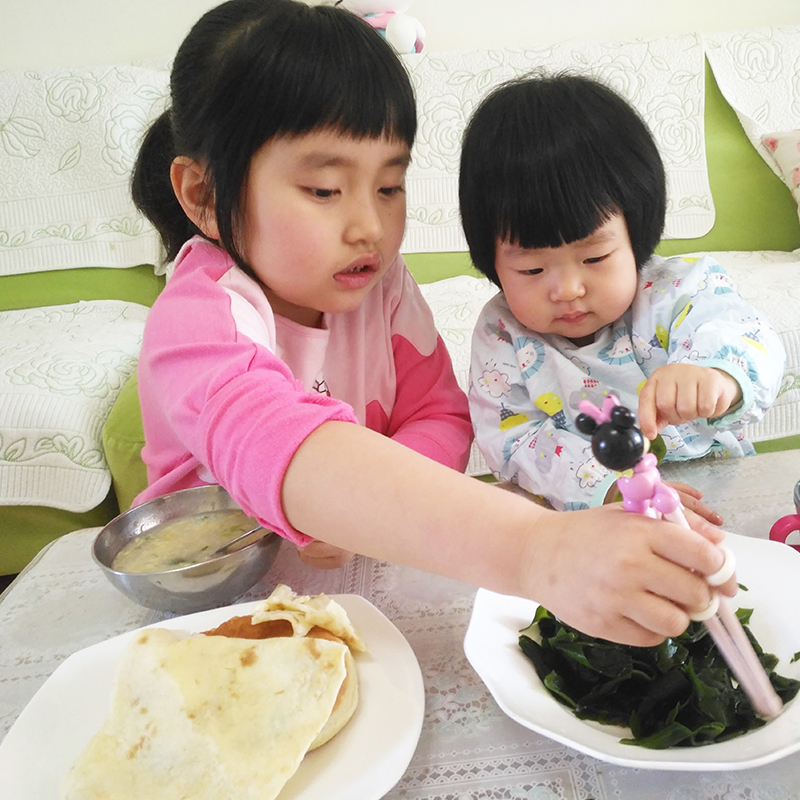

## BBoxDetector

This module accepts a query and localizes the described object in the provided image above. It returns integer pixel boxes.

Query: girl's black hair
[132,0,417,268]
[458,72,666,287]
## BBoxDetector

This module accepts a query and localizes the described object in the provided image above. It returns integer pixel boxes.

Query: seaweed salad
[519,606,800,748]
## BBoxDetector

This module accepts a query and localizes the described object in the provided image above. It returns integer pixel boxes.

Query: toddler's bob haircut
[132,0,416,269]
[458,72,667,287]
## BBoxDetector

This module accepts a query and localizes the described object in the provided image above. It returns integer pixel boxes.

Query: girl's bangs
[496,160,617,250]
[262,11,416,145]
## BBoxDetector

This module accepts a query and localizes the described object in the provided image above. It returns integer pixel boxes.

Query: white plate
[0,594,424,798]
[464,532,800,771]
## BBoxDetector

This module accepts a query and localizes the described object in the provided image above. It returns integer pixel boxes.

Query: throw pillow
[763,130,800,224]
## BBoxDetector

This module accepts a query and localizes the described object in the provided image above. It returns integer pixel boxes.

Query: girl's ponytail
[131,111,199,263]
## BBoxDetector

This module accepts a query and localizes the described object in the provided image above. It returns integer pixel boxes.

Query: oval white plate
[464,532,800,771]
[0,594,424,798]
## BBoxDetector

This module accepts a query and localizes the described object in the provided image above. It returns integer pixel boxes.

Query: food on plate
[205,583,366,749]
[519,605,800,749]
[111,508,260,573]
[61,586,366,800]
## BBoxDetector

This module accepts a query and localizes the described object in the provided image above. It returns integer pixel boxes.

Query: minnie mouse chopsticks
[576,395,783,720]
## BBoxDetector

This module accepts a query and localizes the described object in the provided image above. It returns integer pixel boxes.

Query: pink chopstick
[578,396,783,720]
[655,491,783,719]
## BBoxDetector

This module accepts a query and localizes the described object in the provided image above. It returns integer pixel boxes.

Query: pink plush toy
[336,0,425,54]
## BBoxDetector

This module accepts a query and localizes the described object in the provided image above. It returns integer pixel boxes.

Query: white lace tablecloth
[2,449,800,798]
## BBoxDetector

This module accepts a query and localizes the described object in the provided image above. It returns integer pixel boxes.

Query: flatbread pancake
[204,585,365,749]
[249,584,367,652]
[61,586,363,800]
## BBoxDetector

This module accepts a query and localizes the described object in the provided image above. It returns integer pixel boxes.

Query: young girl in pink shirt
[131,0,734,646]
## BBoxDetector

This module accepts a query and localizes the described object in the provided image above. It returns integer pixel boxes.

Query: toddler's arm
[637,256,785,440]
[283,420,736,646]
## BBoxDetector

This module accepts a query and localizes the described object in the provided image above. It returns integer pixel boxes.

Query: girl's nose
[550,269,585,302]
[345,197,383,244]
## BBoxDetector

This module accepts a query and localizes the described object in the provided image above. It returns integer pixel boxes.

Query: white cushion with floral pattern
[0,300,148,510]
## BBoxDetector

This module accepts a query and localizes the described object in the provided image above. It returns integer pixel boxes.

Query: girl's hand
[297,540,354,569]
[664,480,723,526]
[637,364,742,440]
[522,503,736,647]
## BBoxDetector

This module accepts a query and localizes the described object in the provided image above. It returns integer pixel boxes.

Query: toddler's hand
[664,480,724,526]
[604,479,723,526]
[297,540,354,569]
[637,364,742,440]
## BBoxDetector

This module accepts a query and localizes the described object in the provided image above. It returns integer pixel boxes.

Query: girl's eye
[585,254,608,265]
[379,185,405,197]
[305,187,338,199]
[521,268,543,276]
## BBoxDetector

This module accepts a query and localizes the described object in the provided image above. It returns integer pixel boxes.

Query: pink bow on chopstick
[576,395,783,720]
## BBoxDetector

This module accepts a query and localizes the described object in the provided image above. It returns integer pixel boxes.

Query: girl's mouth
[334,257,379,289]
[558,311,588,323]
[341,264,371,274]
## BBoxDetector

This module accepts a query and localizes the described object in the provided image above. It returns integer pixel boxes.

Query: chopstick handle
[663,510,783,719]
[706,600,784,720]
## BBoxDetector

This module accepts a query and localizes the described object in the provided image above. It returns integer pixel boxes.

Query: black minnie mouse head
[575,403,645,472]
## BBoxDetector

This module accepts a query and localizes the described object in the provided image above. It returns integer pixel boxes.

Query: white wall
[2,0,800,69]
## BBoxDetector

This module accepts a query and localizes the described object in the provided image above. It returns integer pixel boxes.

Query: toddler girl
[132,1,734,646]
[461,73,785,512]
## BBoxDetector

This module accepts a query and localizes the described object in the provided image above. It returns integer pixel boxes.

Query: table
[2,449,800,798]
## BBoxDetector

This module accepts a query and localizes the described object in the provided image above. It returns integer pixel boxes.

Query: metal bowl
[93,485,281,614]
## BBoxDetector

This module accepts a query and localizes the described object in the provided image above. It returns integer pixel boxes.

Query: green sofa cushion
[1,491,119,576]
[0,264,165,312]
[102,371,148,514]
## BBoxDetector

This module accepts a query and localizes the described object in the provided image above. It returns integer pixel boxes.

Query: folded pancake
[250,584,367,652]
[203,585,365,749]
[61,589,360,800]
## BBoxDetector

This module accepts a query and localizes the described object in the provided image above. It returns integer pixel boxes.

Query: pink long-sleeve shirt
[134,237,472,544]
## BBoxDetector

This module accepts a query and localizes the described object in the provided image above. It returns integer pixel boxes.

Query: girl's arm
[282,419,735,647]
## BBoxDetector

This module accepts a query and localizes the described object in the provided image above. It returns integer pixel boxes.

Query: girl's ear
[170,156,220,240]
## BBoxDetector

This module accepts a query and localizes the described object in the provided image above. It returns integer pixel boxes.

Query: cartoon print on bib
[515,336,545,381]
[740,318,769,354]
[598,327,635,366]
[479,368,512,398]
[706,263,735,294]
[484,319,513,345]
[568,380,617,415]
[525,429,563,475]
[534,392,568,428]
[716,344,759,386]
[499,404,530,432]
[576,451,607,490]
